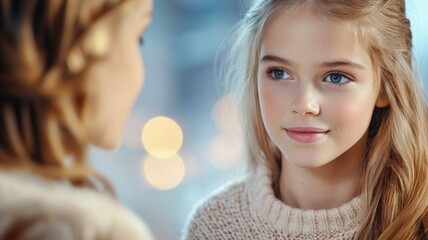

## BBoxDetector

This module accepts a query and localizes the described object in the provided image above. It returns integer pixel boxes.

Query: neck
[279,138,365,210]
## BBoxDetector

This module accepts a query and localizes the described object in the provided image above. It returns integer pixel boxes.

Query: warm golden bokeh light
[143,154,186,190]
[142,116,183,158]
[209,132,244,169]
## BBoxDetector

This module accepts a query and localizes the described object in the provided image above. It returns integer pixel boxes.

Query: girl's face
[258,4,386,169]
[86,0,152,149]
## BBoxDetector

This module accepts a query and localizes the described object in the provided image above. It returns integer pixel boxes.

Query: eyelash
[323,71,354,86]
[265,67,292,81]
[265,67,354,86]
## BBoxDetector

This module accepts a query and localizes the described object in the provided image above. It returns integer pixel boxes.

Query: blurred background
[90,1,428,239]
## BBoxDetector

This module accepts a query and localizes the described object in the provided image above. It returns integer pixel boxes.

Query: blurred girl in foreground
[0,0,153,239]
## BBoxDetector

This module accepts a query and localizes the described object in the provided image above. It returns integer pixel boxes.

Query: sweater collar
[247,164,365,234]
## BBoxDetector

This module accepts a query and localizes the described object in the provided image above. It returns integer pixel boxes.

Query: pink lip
[284,127,329,143]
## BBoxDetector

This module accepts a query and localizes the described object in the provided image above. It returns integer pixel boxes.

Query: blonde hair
[225,0,428,239]
[0,0,137,191]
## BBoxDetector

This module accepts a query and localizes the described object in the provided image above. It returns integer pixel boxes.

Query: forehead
[260,4,371,67]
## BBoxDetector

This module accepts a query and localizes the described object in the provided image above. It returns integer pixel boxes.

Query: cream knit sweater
[184,164,365,239]
[0,170,153,240]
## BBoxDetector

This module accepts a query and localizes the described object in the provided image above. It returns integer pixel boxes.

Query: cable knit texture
[0,170,153,240]
[183,164,365,239]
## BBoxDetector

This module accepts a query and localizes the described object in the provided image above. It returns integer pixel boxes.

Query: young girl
[0,0,153,239]
[184,0,428,239]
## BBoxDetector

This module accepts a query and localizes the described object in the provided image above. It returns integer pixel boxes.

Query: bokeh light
[143,154,186,190]
[211,94,241,134]
[209,132,244,170]
[142,116,183,158]
[211,95,244,169]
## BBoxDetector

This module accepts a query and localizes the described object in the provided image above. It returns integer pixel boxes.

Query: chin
[100,137,122,150]
[285,155,332,169]
[295,161,330,169]
[100,141,120,150]
[91,132,121,150]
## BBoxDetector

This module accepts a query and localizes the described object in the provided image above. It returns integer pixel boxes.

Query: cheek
[140,56,146,88]
[258,82,288,126]
[135,45,145,85]
[118,45,144,120]
[328,92,375,134]
[127,45,144,92]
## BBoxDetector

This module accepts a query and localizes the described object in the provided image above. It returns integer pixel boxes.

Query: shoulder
[0,171,153,240]
[183,176,253,239]
[193,178,249,216]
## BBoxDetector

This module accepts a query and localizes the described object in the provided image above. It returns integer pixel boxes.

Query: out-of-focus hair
[0,0,136,192]
[224,0,428,239]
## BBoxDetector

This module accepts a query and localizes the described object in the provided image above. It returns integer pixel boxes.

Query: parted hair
[0,0,136,191]
[224,0,428,239]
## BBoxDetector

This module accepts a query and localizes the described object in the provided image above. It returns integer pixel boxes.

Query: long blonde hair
[0,0,136,191]
[225,0,428,239]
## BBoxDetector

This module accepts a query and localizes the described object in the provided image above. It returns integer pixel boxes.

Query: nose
[289,84,320,116]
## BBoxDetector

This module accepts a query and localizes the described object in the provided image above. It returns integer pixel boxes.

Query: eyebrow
[260,55,297,67]
[260,55,366,70]
[320,60,366,70]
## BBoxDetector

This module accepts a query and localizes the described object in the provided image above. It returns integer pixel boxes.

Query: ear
[375,95,389,108]
[374,79,389,108]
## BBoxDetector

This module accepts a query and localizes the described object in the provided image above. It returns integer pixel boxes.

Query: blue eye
[268,69,291,80]
[325,72,351,85]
